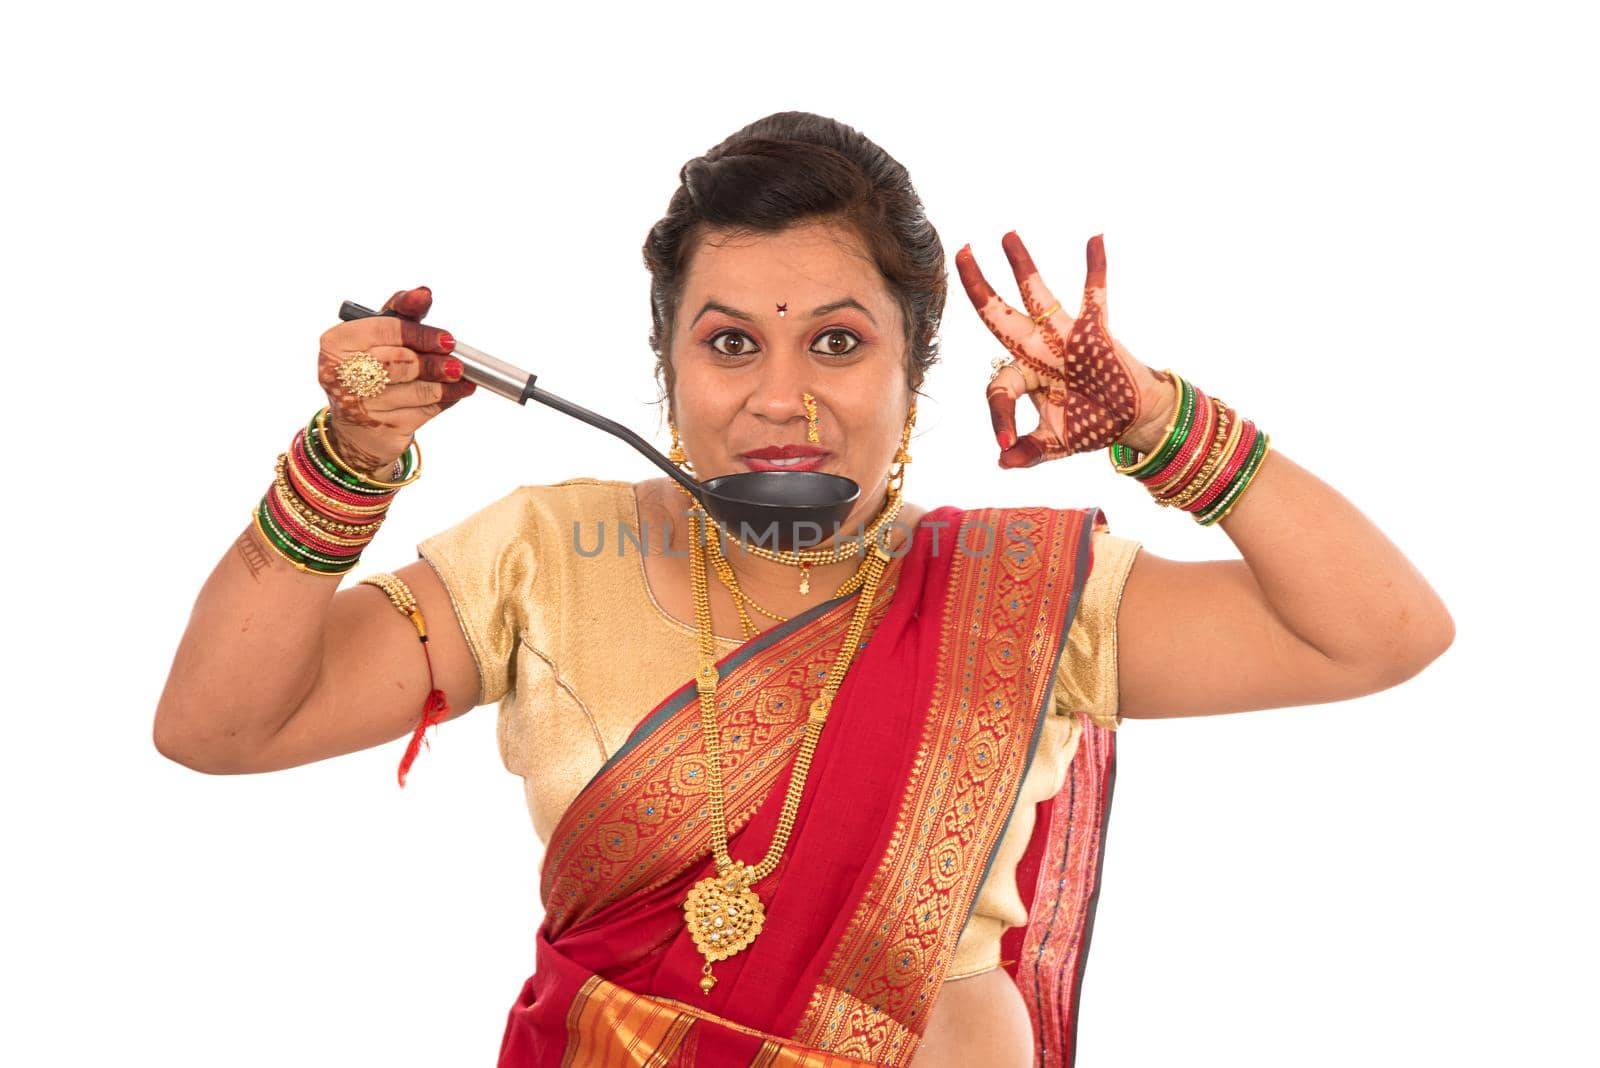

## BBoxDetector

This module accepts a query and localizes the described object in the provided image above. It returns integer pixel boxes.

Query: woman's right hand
[317,285,476,477]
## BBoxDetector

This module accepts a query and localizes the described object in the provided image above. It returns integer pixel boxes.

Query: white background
[4,1,1594,1065]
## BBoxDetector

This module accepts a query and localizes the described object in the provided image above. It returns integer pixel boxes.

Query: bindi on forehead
[688,296,878,329]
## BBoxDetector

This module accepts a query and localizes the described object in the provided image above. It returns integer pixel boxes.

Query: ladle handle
[337,300,704,502]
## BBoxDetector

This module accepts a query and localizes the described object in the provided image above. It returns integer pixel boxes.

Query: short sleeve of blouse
[1052,528,1142,731]
[415,485,540,708]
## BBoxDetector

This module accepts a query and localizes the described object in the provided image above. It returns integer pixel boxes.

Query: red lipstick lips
[739,444,830,472]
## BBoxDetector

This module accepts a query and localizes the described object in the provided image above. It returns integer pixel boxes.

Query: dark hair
[642,111,946,415]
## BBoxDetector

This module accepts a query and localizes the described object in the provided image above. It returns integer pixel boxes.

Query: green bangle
[1196,430,1271,526]
[309,407,422,490]
[303,424,390,497]
[304,413,415,495]
[1109,372,1193,479]
[254,499,363,575]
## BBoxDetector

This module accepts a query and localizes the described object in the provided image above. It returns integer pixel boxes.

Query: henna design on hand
[324,420,394,476]
[957,232,1157,469]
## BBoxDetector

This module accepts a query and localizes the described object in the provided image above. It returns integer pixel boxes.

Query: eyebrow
[689,297,877,329]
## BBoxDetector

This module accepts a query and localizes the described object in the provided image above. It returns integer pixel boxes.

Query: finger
[955,244,1033,353]
[360,344,420,385]
[399,316,455,354]
[998,429,1050,470]
[355,345,463,386]
[367,379,446,413]
[1079,234,1109,332]
[438,379,477,411]
[328,315,455,354]
[422,352,464,383]
[380,286,433,320]
[1002,230,1081,370]
[1000,231,1068,328]
[985,364,1029,450]
[346,314,453,355]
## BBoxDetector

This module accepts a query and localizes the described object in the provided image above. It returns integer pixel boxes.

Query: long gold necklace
[683,502,892,994]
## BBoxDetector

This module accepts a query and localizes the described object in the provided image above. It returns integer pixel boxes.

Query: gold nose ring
[802,392,820,444]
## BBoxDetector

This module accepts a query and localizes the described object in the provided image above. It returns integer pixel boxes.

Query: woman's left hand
[956,232,1178,468]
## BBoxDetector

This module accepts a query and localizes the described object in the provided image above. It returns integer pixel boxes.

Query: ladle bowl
[338,301,861,550]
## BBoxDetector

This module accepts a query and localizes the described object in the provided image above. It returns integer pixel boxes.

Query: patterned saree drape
[497,505,1114,1068]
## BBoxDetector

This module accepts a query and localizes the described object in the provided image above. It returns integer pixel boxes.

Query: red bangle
[265,485,376,557]
[1187,419,1259,514]
[1149,388,1219,498]
[289,429,398,511]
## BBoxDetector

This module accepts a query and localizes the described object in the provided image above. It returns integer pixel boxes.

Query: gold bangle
[269,480,380,548]
[1145,388,1216,495]
[249,509,358,576]
[274,462,387,534]
[314,407,424,489]
[281,451,394,518]
[1110,369,1186,477]
[1167,407,1243,511]
[1205,434,1273,525]
[274,475,386,537]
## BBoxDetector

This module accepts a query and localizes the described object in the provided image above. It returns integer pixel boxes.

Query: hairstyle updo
[643,111,946,414]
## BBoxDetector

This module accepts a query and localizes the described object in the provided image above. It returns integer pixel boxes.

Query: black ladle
[338,301,861,551]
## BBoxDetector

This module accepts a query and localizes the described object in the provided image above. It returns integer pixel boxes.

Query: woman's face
[667,219,911,531]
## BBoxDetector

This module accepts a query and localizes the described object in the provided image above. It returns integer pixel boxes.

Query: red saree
[498,504,1118,1067]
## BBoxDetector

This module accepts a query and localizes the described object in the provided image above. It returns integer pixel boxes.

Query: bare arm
[950,230,1452,720]
[1116,447,1454,720]
[155,284,481,772]
[153,521,482,774]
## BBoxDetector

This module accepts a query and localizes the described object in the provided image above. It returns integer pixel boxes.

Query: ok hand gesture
[957,232,1176,468]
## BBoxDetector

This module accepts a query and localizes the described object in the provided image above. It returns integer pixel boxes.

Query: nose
[744,346,812,431]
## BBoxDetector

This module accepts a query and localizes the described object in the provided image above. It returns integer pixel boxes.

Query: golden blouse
[416,478,1141,982]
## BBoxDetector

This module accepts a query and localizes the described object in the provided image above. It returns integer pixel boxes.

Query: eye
[812,329,861,358]
[708,330,759,359]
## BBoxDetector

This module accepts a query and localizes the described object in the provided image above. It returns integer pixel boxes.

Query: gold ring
[336,351,390,399]
[988,355,1014,383]
[1031,301,1062,325]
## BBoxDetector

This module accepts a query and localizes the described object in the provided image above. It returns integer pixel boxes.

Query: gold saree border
[560,974,695,1067]
[793,507,1092,1066]
[541,567,904,937]
[559,972,884,1067]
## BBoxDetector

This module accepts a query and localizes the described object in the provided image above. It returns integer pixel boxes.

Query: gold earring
[888,405,916,492]
[669,421,691,468]
[802,392,820,444]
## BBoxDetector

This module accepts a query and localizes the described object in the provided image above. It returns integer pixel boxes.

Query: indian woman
[153,111,1454,1066]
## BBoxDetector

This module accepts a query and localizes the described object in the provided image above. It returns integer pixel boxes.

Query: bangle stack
[253,406,423,575]
[1107,369,1271,526]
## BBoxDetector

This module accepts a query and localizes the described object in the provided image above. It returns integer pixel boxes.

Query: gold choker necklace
[704,520,877,637]
[674,481,904,595]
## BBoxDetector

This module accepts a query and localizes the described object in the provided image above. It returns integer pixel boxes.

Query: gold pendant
[684,860,766,993]
[799,565,811,596]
